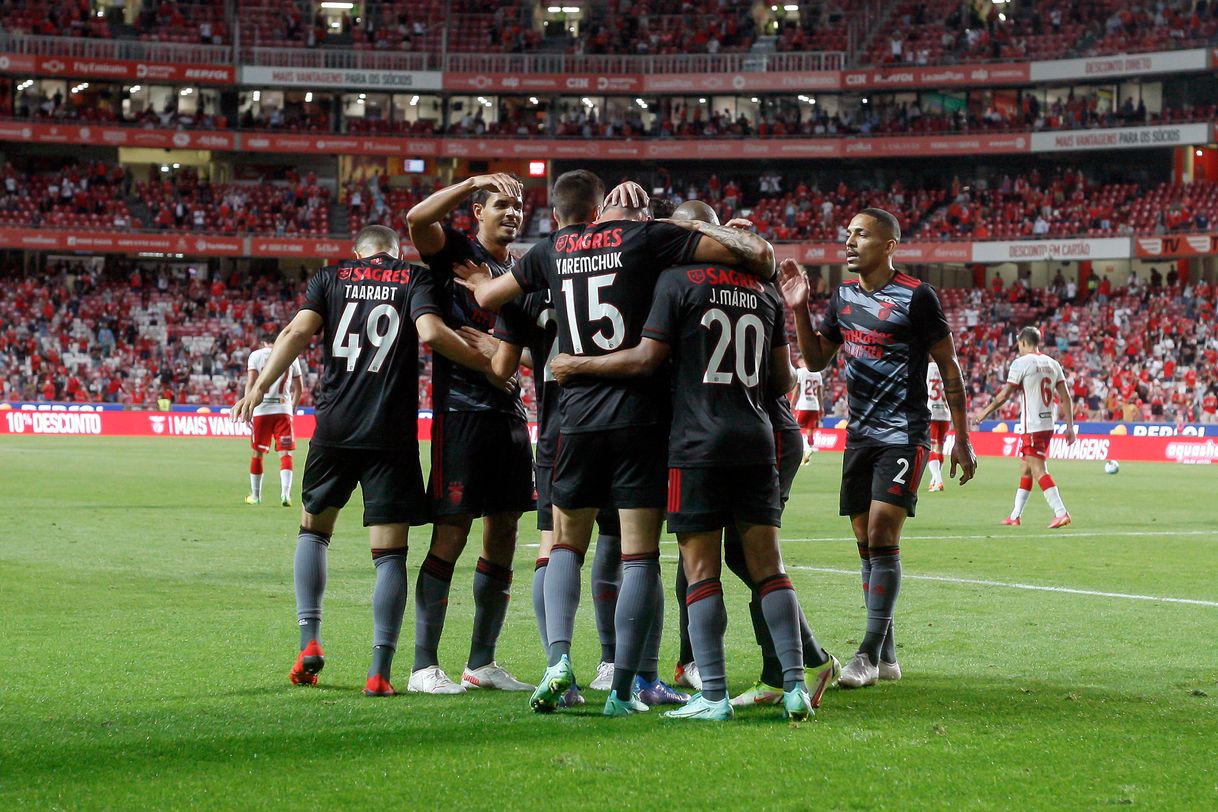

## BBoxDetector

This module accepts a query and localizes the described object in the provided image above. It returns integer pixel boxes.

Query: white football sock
[1010,488,1031,520]
[250,474,263,500]
[280,468,293,498]
[928,458,942,486]
[1043,486,1067,516]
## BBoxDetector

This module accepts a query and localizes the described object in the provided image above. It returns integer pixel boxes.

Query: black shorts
[428,411,537,518]
[537,466,621,534]
[552,424,668,510]
[840,444,929,518]
[667,463,782,534]
[775,426,804,504]
[301,443,428,527]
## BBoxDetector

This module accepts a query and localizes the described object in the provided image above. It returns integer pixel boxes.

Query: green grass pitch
[1,437,1216,809]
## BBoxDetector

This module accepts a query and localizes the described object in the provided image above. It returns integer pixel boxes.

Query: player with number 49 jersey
[302,253,439,451]
[231,226,508,702]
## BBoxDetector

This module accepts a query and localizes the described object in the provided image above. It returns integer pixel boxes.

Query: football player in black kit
[666,203,842,711]
[781,208,977,689]
[456,178,777,716]
[405,173,536,694]
[484,173,688,708]
[231,225,513,697]
[550,200,820,721]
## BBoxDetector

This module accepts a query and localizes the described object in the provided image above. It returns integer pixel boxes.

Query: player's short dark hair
[472,175,523,208]
[857,208,902,242]
[650,196,677,219]
[352,224,399,256]
[552,170,605,223]
[1018,326,1042,347]
[261,331,277,345]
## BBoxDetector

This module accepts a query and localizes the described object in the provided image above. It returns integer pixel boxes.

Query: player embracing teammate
[232,225,512,697]
[457,173,782,716]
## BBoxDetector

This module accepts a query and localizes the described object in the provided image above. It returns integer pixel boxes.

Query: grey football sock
[412,553,455,671]
[591,533,621,663]
[468,557,512,670]
[295,527,329,649]
[675,557,693,664]
[531,558,549,653]
[860,546,902,663]
[684,578,728,702]
[543,545,584,667]
[370,547,407,679]
[758,574,806,692]
[858,541,871,603]
[611,553,660,700]
[639,565,663,682]
[882,620,898,664]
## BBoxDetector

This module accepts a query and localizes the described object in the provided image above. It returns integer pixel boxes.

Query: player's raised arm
[232,310,322,424]
[550,339,670,385]
[929,334,977,485]
[406,174,524,256]
[779,259,840,371]
[417,313,516,394]
[663,218,776,280]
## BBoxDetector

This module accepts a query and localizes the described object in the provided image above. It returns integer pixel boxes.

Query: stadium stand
[3,258,1214,425]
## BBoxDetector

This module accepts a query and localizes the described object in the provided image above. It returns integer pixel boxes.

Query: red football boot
[363,674,396,697]
[290,640,325,686]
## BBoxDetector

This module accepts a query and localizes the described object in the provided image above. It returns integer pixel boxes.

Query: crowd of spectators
[2,159,1214,243]
[4,258,1215,427]
[0,260,318,408]
[9,83,1213,147]
[4,0,1214,62]
[868,0,1218,66]
[0,162,330,236]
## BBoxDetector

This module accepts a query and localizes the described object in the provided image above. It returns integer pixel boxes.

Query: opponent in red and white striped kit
[246,336,305,506]
[975,326,1077,528]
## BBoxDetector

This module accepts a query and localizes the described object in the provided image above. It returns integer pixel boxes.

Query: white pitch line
[784,529,1218,543]
[787,565,1218,607]
[522,529,1216,550]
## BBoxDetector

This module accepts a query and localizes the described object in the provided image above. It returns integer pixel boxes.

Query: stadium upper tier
[1,1,1216,90]
[3,260,1215,426]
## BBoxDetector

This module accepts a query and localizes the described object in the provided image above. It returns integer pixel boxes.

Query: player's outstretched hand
[471,173,523,200]
[458,326,499,360]
[605,181,649,210]
[452,259,494,292]
[550,353,579,385]
[725,217,754,231]
[779,258,809,310]
[230,393,260,426]
[949,437,978,485]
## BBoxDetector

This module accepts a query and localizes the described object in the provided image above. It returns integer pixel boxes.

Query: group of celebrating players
[231,166,1075,721]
